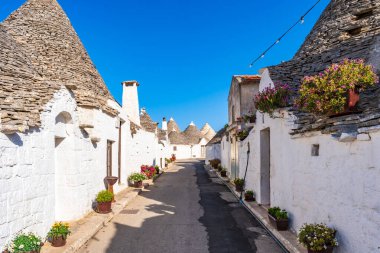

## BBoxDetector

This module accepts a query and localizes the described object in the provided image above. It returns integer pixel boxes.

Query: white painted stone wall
[220,136,231,175]
[171,140,208,160]
[205,143,221,164]
[0,87,132,246]
[230,69,380,253]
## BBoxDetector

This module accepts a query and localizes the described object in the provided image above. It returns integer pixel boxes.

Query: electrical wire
[248,0,322,68]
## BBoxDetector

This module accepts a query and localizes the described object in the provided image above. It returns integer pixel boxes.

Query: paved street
[79,160,284,253]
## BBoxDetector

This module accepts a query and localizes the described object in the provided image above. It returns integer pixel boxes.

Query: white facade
[171,138,208,160]
[205,144,221,164]
[220,69,380,253]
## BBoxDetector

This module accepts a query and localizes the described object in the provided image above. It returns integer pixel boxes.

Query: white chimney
[162,117,167,131]
[122,80,140,125]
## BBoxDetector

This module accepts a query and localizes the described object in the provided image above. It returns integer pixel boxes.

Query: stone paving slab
[41,187,142,253]
[205,165,307,253]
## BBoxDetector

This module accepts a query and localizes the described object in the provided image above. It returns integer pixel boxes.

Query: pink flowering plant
[295,59,379,115]
[254,83,291,115]
[141,165,156,179]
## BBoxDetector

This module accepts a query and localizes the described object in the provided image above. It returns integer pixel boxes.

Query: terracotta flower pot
[97,201,112,214]
[221,171,227,177]
[244,194,255,201]
[329,89,360,117]
[51,236,67,247]
[268,214,289,231]
[235,184,244,192]
[133,181,143,188]
[307,246,334,253]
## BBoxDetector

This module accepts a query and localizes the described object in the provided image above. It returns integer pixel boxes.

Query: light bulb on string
[275,39,280,44]
[300,17,305,24]
[261,54,265,58]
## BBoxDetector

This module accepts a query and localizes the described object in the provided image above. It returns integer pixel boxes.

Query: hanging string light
[248,0,322,68]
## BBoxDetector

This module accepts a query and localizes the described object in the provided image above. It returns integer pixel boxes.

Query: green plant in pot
[47,222,71,247]
[217,164,223,172]
[96,190,114,214]
[3,232,43,253]
[128,173,147,188]
[268,207,289,231]
[298,223,338,253]
[154,165,160,175]
[220,168,227,177]
[234,178,244,192]
[244,190,255,201]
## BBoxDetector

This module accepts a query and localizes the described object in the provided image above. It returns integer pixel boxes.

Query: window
[311,144,319,157]
[173,146,177,151]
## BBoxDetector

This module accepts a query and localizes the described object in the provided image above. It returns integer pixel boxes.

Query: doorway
[260,128,271,205]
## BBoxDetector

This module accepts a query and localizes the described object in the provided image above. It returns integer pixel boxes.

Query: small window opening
[346,27,362,36]
[311,144,320,157]
[173,146,177,151]
[354,9,374,20]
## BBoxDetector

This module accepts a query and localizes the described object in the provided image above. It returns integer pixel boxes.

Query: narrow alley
[78,160,284,253]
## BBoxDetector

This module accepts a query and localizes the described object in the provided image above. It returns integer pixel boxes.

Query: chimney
[122,80,140,125]
[162,117,167,131]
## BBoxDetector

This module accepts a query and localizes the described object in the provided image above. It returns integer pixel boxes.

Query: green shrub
[268,207,288,220]
[128,173,147,183]
[298,223,338,251]
[47,222,71,239]
[96,190,113,203]
[234,178,244,186]
[245,190,254,196]
[4,232,43,252]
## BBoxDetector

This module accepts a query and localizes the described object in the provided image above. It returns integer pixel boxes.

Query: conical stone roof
[200,123,216,141]
[0,24,58,133]
[2,0,118,117]
[167,117,180,133]
[183,122,203,144]
[168,130,187,145]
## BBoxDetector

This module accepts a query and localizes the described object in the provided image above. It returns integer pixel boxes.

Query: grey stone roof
[140,109,157,133]
[183,123,203,144]
[0,0,118,134]
[0,24,59,133]
[206,127,226,146]
[158,129,167,141]
[266,0,380,135]
[167,118,180,133]
[168,131,188,145]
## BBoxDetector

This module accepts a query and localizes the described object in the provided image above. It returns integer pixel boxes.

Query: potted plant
[220,168,227,177]
[254,83,291,116]
[295,59,379,116]
[47,222,71,247]
[171,154,176,162]
[128,173,147,188]
[244,190,255,201]
[298,223,338,253]
[217,164,223,172]
[209,159,221,169]
[237,130,249,141]
[141,165,156,179]
[154,165,160,175]
[3,232,43,253]
[243,114,256,123]
[268,207,289,231]
[96,190,114,214]
[234,178,244,192]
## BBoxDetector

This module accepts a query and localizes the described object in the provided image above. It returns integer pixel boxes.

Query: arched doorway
[54,111,74,220]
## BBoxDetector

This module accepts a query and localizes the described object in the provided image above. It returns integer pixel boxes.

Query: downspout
[239,141,250,201]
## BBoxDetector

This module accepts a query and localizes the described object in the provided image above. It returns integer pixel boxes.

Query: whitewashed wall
[171,140,207,160]
[205,144,221,164]
[220,136,231,175]
[233,69,380,253]
[0,87,130,246]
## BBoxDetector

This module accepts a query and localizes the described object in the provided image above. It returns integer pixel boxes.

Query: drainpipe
[240,141,250,201]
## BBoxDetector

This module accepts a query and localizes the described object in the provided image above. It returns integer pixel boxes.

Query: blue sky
[1,0,329,131]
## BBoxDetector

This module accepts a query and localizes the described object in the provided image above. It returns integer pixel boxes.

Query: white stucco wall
[0,87,130,246]
[205,143,221,164]
[232,69,380,253]
[170,140,208,160]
